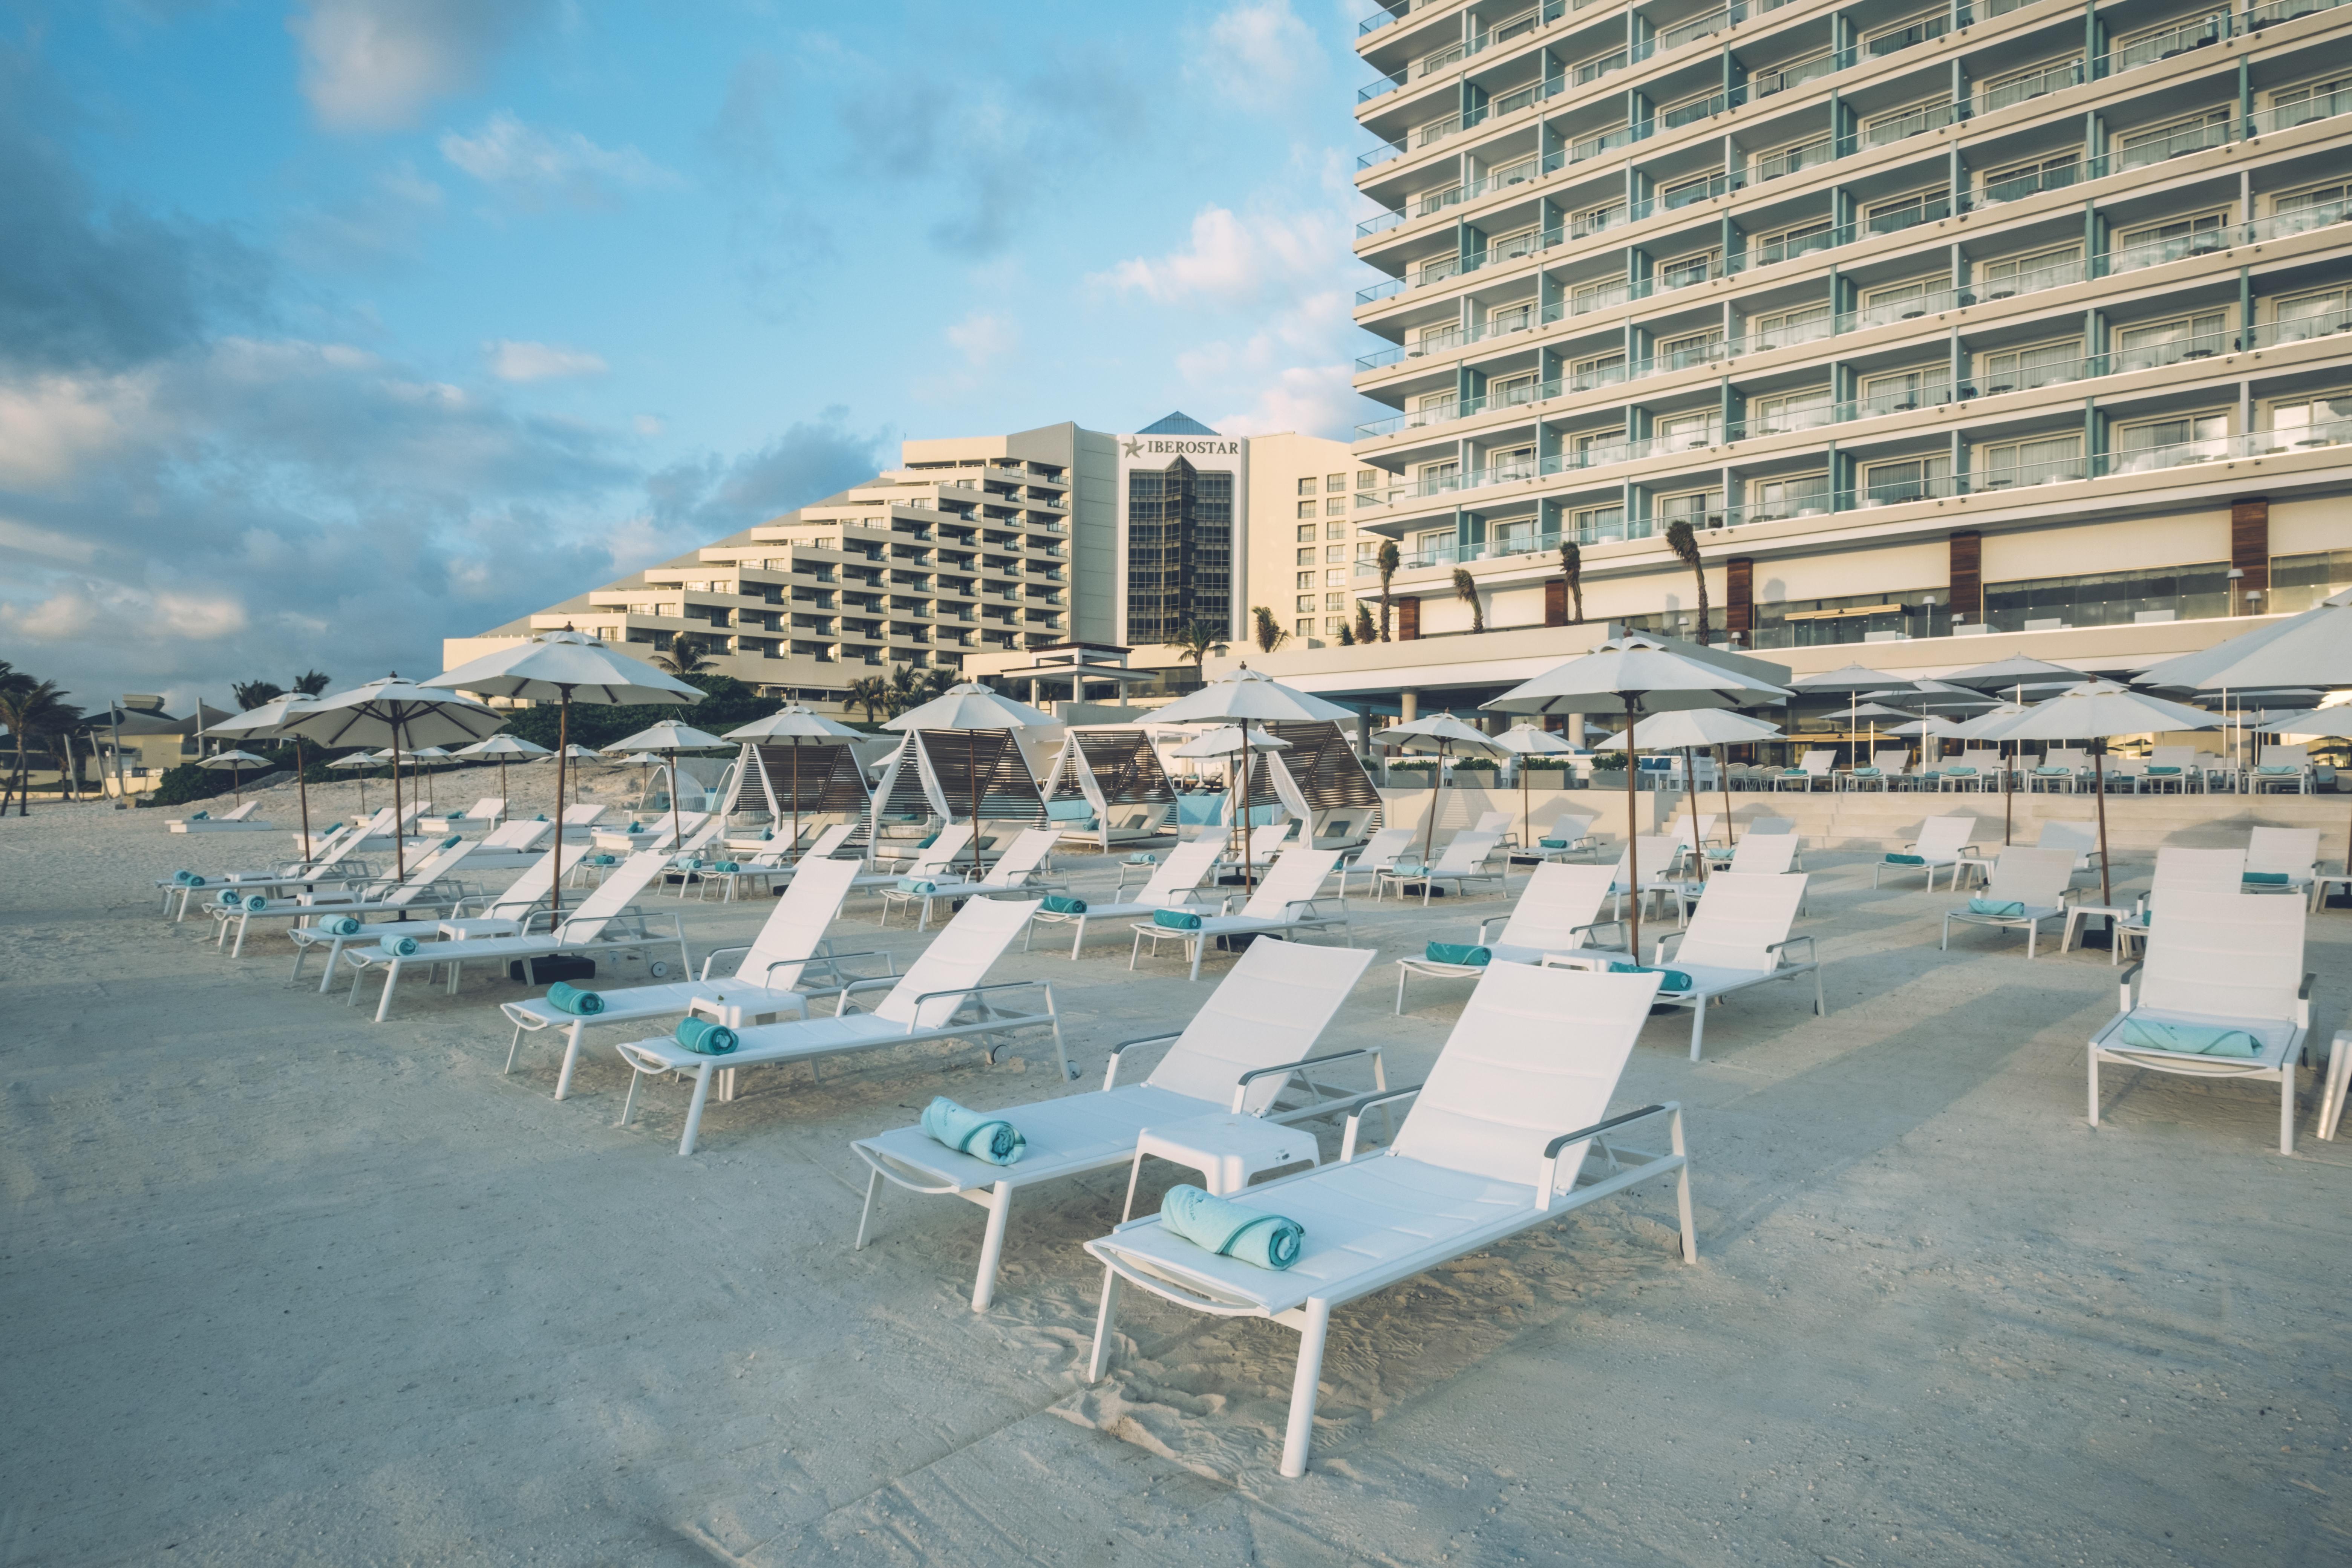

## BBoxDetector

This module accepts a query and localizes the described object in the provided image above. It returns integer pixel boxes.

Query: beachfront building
[1343,0,2352,658]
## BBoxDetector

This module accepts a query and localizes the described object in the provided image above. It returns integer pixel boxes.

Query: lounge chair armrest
[905,978,1052,1010]
[1340,1084,1425,1161]
[2301,971,2317,1027]
[1766,935,1816,967]
[699,942,755,980]
[1539,1101,1675,1208]
[1571,918,1626,944]
[1228,1046,1384,1112]
[1104,1031,1184,1089]
[1651,930,1687,964]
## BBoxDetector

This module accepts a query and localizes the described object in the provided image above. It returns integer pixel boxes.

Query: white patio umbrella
[1969,681,2218,910]
[1148,667,1355,891]
[208,695,325,852]
[1791,663,1914,770]
[1171,726,1291,757]
[1485,635,1790,956]
[882,682,1058,881]
[605,718,733,855]
[327,750,377,818]
[1948,701,2030,843]
[1374,712,1510,865]
[2251,706,2352,876]
[279,678,504,880]
[725,704,867,853]
[1593,707,1785,873]
[430,630,700,917]
[1890,714,1967,767]
[454,733,551,818]
[197,748,271,804]
[1493,723,1574,845]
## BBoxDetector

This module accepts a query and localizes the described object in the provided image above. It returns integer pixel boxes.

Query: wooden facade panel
[1948,530,1983,620]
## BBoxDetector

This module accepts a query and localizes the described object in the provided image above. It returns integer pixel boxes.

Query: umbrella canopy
[550,743,604,760]
[1173,726,1290,758]
[724,704,866,741]
[327,753,375,769]
[1148,666,1356,726]
[1790,662,1911,695]
[406,745,455,763]
[1873,678,1998,708]
[204,697,334,842]
[880,682,1055,733]
[1890,716,1967,737]
[605,720,732,754]
[457,735,552,758]
[1492,723,1574,757]
[279,678,504,878]
[2252,707,2352,735]
[197,749,271,768]
[2133,586,2352,692]
[1941,654,2090,692]
[1591,709,1785,750]
[1377,714,1510,863]
[618,751,661,765]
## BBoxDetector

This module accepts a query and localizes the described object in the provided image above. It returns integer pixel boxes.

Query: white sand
[4,776,2349,1564]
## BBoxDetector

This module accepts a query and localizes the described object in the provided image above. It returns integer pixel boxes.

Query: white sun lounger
[1131,849,1349,981]
[1555,871,1821,1060]
[1084,961,1692,1478]
[1218,821,1295,873]
[458,797,505,825]
[1870,814,1980,890]
[2089,896,2312,1155]
[873,824,977,876]
[211,836,478,958]
[158,808,394,919]
[167,801,272,832]
[851,940,1381,1310]
[592,811,708,854]
[1659,832,1804,916]
[1941,847,2078,959]
[1027,839,1225,959]
[338,851,686,1021]
[879,827,1064,929]
[613,897,1062,1155]
[501,856,877,1099]
[2091,846,2246,963]
[1393,862,1625,1011]
[288,844,588,989]
[1334,827,1418,895]
[1374,831,1506,905]
[2245,826,2320,902]
[1511,813,1599,865]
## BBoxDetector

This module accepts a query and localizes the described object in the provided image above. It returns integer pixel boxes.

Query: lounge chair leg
[1813,968,1825,1017]
[2281,1068,2296,1157]
[1394,966,1408,1015]
[1129,930,1142,971]
[971,1182,1012,1312]
[1689,1000,1706,1062]
[1188,937,1203,983]
[2086,1050,2101,1129]
[854,1168,882,1250]
[1086,1266,1121,1383]
[553,1020,586,1099]
[1671,1110,1697,1262]
[504,1022,527,1075]
[374,963,400,1024]
[1279,1298,1332,1479]
[678,1064,714,1156]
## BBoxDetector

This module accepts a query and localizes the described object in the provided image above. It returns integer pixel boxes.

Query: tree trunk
[1694,568,1712,646]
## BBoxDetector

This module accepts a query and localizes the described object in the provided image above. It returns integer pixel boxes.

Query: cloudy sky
[0,0,1380,712]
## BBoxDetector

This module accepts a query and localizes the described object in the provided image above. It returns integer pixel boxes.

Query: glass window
[1325,473,1345,493]
[1572,504,1627,544]
[2266,74,2352,125]
[1488,227,1540,264]
[1570,351,1626,390]
[2112,210,2229,270]
[2266,390,2352,448]
[1748,387,1833,434]
[2271,285,2352,343]
[1985,561,2228,630]
[1295,524,1317,542]
[1324,591,1347,610]
[1864,96,1949,145]
[2111,412,2231,472]
[1355,469,1380,489]
[1296,478,1316,496]
[1747,302,1831,348]
[1296,617,1315,635]
[1124,458,1232,645]
[1657,248,1721,289]
[1486,371,1540,407]
[1752,135,1832,181]
[1570,427,1625,458]
[1296,499,1317,518]
[1753,219,1834,265]
[1493,517,1541,553]
[1414,527,1454,563]
[1326,522,1347,540]
[1325,545,1347,563]
[1865,186,1949,233]
[1976,244,2083,298]
[2268,548,2352,612]
[1856,274,1943,327]
[1857,365,1948,413]
[1657,488,1724,527]
[1296,547,1316,565]
[2114,311,2230,370]
[1295,571,1315,589]
[1653,409,1720,449]
[1749,472,1830,519]
[1324,570,1347,588]
[1860,453,1950,504]
[1979,150,2081,204]
[1657,328,1724,369]
[1978,337,2083,392]
[2115,108,2231,169]
[1977,433,2085,487]
[1866,8,1948,55]
[1325,497,1346,517]
[1570,277,1625,314]
[1980,56,2081,112]
[1488,444,1537,481]
[2112,10,2225,69]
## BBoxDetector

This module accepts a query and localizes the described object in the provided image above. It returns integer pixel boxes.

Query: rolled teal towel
[2258,765,2298,775]
[1160,1183,1303,1271]
[1126,851,1157,864]
[219,888,243,906]
[1154,908,1203,930]
[173,870,194,884]
[1851,768,1881,778]
[546,982,605,1016]
[190,810,209,821]
[1539,838,1571,849]
[1041,894,1087,914]
[917,831,940,848]
[536,814,550,821]
[1608,961,1693,992]
[760,829,774,840]
[242,894,269,912]
[1968,897,2026,916]
[2034,767,2069,776]
[711,861,740,873]
[1426,941,1491,966]
[439,834,462,849]
[897,877,937,895]
[321,916,361,936]
[1945,767,1976,776]
[920,1096,1024,1165]
[2244,871,2290,885]
[2116,1019,2260,1058]
[675,1017,737,1055]
[379,935,419,957]
[626,821,642,832]
[445,812,464,822]
[1884,853,1926,865]
[587,853,617,866]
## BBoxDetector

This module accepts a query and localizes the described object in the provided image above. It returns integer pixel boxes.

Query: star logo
[1121,437,1144,459]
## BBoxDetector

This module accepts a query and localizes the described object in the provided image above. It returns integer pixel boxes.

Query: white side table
[1122,1112,1319,1220]
[2311,873,2352,914]
[2060,904,2137,963]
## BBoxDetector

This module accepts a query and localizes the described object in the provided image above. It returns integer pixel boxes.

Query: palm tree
[886,662,922,717]
[847,676,888,724]
[291,669,332,696]
[652,633,714,677]
[918,665,957,701]
[1352,602,1377,644]
[1376,540,1400,642]
[1451,567,1485,632]
[1251,606,1289,653]
[232,680,285,711]
[0,678,71,817]
[1664,520,1711,645]
[1168,620,1224,689]
[1559,539,1584,625]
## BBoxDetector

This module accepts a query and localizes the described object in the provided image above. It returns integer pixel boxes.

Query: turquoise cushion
[2144,766,2182,776]
[1945,767,1976,776]
[675,1017,737,1055]
[2243,871,2290,885]
[1967,897,2026,916]
[2116,1019,2260,1058]
[1851,768,1882,777]
[1125,851,1157,865]
[1041,894,1086,914]
[189,810,209,821]
[1154,908,1203,930]
[1426,942,1491,966]
[1539,838,1570,849]
[1044,798,1094,822]
[2258,765,2299,775]
[1884,853,1926,865]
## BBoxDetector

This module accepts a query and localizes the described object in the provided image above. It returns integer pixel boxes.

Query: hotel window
[2267,390,2352,447]
[1412,390,1459,427]
[1570,351,1626,390]
[1865,186,1947,234]
[1295,595,1315,613]
[1864,96,1949,145]
[1325,473,1346,493]
[1653,409,1719,450]
[1656,327,1723,369]
[1752,134,1832,181]
[1572,201,1624,237]
[1657,248,1720,290]
[2266,73,2352,126]
[1325,616,1348,636]
[1570,427,1624,459]
[1295,524,1317,543]
[2269,547,2352,611]
[1749,472,1829,519]
[1493,516,1541,553]
[1976,243,2082,298]
[1297,499,1317,519]
[1570,278,1622,315]
[1573,504,1628,544]
[1486,371,1540,407]
[2112,9,2225,69]
[2113,410,2231,471]
[1979,55,2081,112]
[2114,310,2230,371]
[1489,443,1537,481]
[1325,497,1347,516]
[1753,218,1833,266]
[1488,227,1540,263]
[1324,592,1347,610]
[1326,522,1348,540]
[1978,150,2081,204]
[1984,560,2229,631]
[1657,488,1724,528]
[1296,478,1316,496]
[1865,6,1948,55]
[1295,571,1315,589]
[1297,617,1316,636]
[1857,364,1948,412]
[1977,337,2082,392]
[1747,386,1833,435]
[2271,284,2352,342]
[1659,172,1718,209]
[1487,300,1538,336]
[2115,210,2232,270]
[1356,539,1377,561]
[1414,527,1454,561]
[1296,547,1316,565]
[2115,107,2231,168]
[1746,301,1830,348]
[1860,453,1949,505]
[1325,544,1347,563]
[1977,433,2085,488]
[1857,275,1942,326]
[2274,179,2352,219]
[1355,469,1380,490]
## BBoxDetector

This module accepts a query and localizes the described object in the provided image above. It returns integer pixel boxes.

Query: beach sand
[3,771,2348,1564]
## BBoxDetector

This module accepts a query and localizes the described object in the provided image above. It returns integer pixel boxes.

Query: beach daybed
[1084,961,1691,1478]
[1940,847,2078,959]
[1393,862,1624,1011]
[612,896,1060,1156]
[850,939,1380,1310]
[2089,896,2312,1154]
[1130,849,1348,981]
[1026,839,1225,958]
[1554,871,1819,1060]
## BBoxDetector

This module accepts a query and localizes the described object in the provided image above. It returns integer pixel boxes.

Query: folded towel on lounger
[586,853,617,866]
[2243,871,2290,885]
[1160,1183,1303,1271]
[897,877,937,895]
[916,832,939,848]
[1426,941,1491,966]
[920,1096,1024,1165]
[1884,853,1925,865]
[189,811,209,821]
[1967,897,2027,917]
[320,916,361,936]
[241,893,268,912]
[675,1017,737,1055]
[1041,895,1086,914]
[1608,962,1693,992]
[219,888,243,906]
[545,982,604,1016]
[2116,1019,2260,1058]
[1153,908,1203,930]
[1126,851,1156,864]
[1539,838,1572,849]
[378,935,419,957]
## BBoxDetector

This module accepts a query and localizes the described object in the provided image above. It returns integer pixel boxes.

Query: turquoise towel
[760,829,773,840]
[2034,767,2070,776]
[546,982,604,1016]
[1884,853,1926,865]
[2116,1019,2260,1058]
[379,936,419,957]
[173,870,194,883]
[439,834,462,849]
[1126,851,1157,864]
[1426,941,1491,966]
[1945,767,1977,776]
[1851,768,1882,777]
[917,831,940,848]
[586,853,617,866]
[1041,894,1086,914]
[626,821,642,832]
[321,916,361,936]
[1154,908,1203,929]
[898,877,937,895]
[1778,769,1807,777]
[219,888,242,906]
[1968,897,2026,916]
[675,1017,737,1055]
[189,810,208,821]
[445,812,464,822]
[1160,1184,1303,1271]
[920,1096,1024,1165]
[2244,871,2290,885]
[324,822,342,834]
[1608,962,1694,992]
[536,814,549,821]
[2144,766,2181,776]
[712,861,740,873]
[1539,838,1570,849]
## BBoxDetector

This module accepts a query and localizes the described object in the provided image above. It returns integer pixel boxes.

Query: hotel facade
[1333,0,2352,671]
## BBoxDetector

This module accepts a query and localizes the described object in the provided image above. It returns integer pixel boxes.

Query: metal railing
[1752,136,1833,181]
[1975,57,2083,115]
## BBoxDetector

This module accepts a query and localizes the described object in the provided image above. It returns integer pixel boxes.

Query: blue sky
[0,0,1380,712]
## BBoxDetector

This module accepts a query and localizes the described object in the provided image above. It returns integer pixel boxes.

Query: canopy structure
[868,729,1049,855]
[606,719,733,851]
[1150,667,1358,885]
[720,740,872,837]
[1041,727,1179,851]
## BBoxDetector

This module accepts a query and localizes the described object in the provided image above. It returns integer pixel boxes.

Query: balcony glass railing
[1752,137,1833,181]
[1975,58,2083,115]
[1839,380,1952,419]
[2112,116,2233,171]
[2103,12,2225,74]
[1749,49,1842,98]
[1659,4,1740,51]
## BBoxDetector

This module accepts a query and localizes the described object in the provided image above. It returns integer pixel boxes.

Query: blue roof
[1136,411,1219,436]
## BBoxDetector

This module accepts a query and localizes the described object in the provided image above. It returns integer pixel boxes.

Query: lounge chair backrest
[465,797,503,821]
[1134,839,1225,903]
[735,856,859,989]
[1610,837,1679,889]
[2150,846,2245,908]
[1390,963,1660,1185]
[2247,826,2320,876]
[1426,830,1501,876]
[1146,940,1377,1113]
[2150,746,2194,767]
[1916,815,1977,858]
[1247,822,1294,861]
[1986,847,2076,906]
[1746,816,1796,836]
[2259,744,2309,770]
[481,821,536,850]
[2045,748,2085,770]
[980,827,1061,887]
[2036,821,2098,857]
[906,825,976,875]
[385,839,475,899]
[2139,896,2305,1023]
[312,808,396,866]
[561,805,606,826]
[1237,848,1345,920]
[1800,750,1835,775]
[490,844,589,917]
[1549,814,1596,842]
[677,815,726,856]
[550,851,671,940]
[804,822,858,859]
[1494,863,1615,951]
[1873,750,1909,773]
[873,896,1038,1029]
[1675,873,1806,973]
[1726,834,1799,875]
[1472,811,1512,835]
[220,801,259,821]
[1353,827,1416,867]
[1669,815,1718,850]
[1958,749,2002,773]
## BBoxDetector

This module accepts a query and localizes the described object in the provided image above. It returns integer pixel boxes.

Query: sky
[0,0,1383,715]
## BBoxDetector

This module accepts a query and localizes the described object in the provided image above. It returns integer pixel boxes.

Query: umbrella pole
[969,732,984,882]
[232,762,241,805]
[550,692,570,920]
[2093,746,2113,910]
[1421,741,1443,867]
[790,742,801,859]
[391,734,405,881]
[294,741,309,861]
[1242,731,1256,895]
[1719,742,1735,848]
[1624,695,1642,961]
[670,748,683,862]
[1684,745,1705,884]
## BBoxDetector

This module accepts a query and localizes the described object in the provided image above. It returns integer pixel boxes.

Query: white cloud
[440,113,679,209]
[1209,363,1360,437]
[1094,206,1338,305]
[0,372,153,486]
[632,414,666,436]
[944,311,1018,368]
[1198,1,1320,100]
[291,0,549,132]
[485,340,608,382]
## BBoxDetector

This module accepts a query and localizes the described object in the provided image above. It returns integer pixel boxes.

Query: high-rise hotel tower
[1346,0,2352,649]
